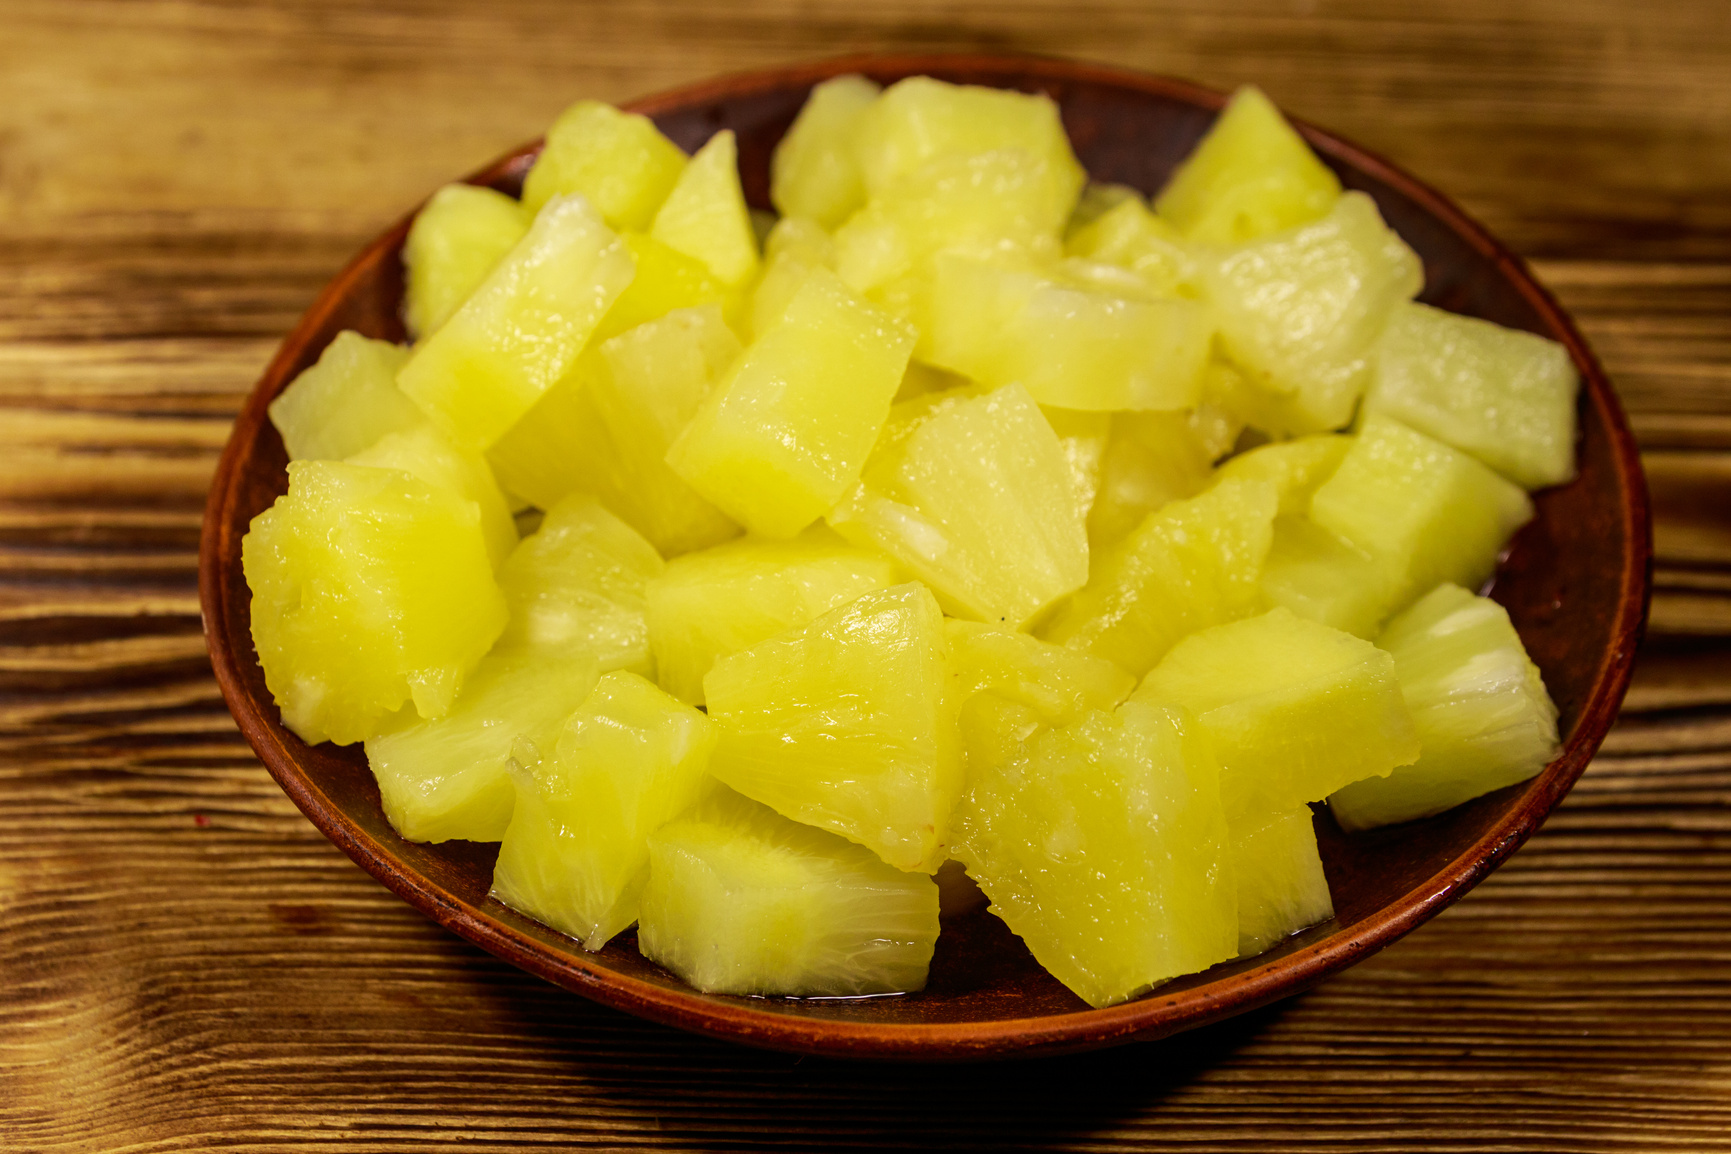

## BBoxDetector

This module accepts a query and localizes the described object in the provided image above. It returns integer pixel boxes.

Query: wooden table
[4,2,1729,1149]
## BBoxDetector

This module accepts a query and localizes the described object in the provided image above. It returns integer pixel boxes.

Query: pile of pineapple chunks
[245,76,1579,1009]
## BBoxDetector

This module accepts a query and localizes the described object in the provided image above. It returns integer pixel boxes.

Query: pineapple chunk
[771,74,882,229]
[1258,514,1397,638]
[1065,195,1199,298]
[647,526,903,704]
[1330,584,1561,830]
[852,77,1084,209]
[267,331,419,462]
[951,700,1237,1008]
[1041,476,1278,676]
[592,231,740,344]
[1202,191,1422,432]
[365,648,599,844]
[916,250,1211,411]
[1042,407,1112,526]
[703,583,959,873]
[496,494,664,675]
[481,350,607,511]
[1364,301,1580,489]
[521,99,687,226]
[946,619,1133,724]
[396,194,635,451]
[639,787,941,996]
[1156,86,1342,245]
[1231,807,1334,957]
[242,460,507,746]
[833,150,1073,296]
[1211,434,1351,515]
[749,217,836,338]
[402,183,531,339]
[490,671,715,950]
[650,130,760,288]
[1309,414,1534,610]
[346,422,517,570]
[1133,607,1419,815]
[666,267,914,538]
[1087,410,1217,554]
[827,383,1089,628]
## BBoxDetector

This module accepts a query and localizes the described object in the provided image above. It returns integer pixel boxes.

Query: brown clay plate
[199,53,1651,1061]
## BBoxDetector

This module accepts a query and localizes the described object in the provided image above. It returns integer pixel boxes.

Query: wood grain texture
[0,0,1727,1148]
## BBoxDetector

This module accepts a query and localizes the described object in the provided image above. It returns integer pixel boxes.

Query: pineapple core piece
[402,183,531,339]
[495,494,664,676]
[646,526,904,705]
[521,99,687,226]
[346,422,517,571]
[1203,191,1422,433]
[650,130,761,288]
[916,251,1212,412]
[1364,301,1580,490]
[1155,85,1342,245]
[268,331,419,462]
[396,194,635,451]
[1330,583,1561,831]
[827,383,1090,629]
[1231,807,1334,957]
[365,648,599,844]
[1041,475,1278,676]
[666,267,914,538]
[490,671,715,951]
[951,700,1238,1008]
[639,787,941,996]
[851,76,1085,206]
[703,583,959,874]
[771,73,882,229]
[242,460,507,746]
[1309,414,1534,611]
[1134,607,1419,815]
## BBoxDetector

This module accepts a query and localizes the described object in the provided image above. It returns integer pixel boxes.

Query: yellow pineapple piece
[522,99,687,226]
[1041,407,1112,527]
[1231,807,1333,957]
[951,700,1237,1008]
[1155,86,1342,245]
[1330,584,1561,830]
[749,216,836,338]
[646,526,903,705]
[771,74,882,229]
[267,331,419,462]
[1309,415,1534,611]
[638,786,940,996]
[481,350,608,512]
[703,583,959,873]
[490,671,714,950]
[917,250,1211,411]
[365,648,599,844]
[496,494,664,676]
[1258,514,1398,638]
[1133,607,1419,815]
[396,194,634,450]
[1211,434,1351,515]
[1202,192,1422,433]
[242,460,507,746]
[1041,476,1278,676]
[851,76,1085,211]
[402,183,531,339]
[1364,301,1580,489]
[827,383,1089,629]
[946,619,1133,725]
[592,231,741,344]
[650,130,760,288]
[666,267,914,538]
[1087,410,1218,554]
[346,422,517,570]
[1065,195,1200,298]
